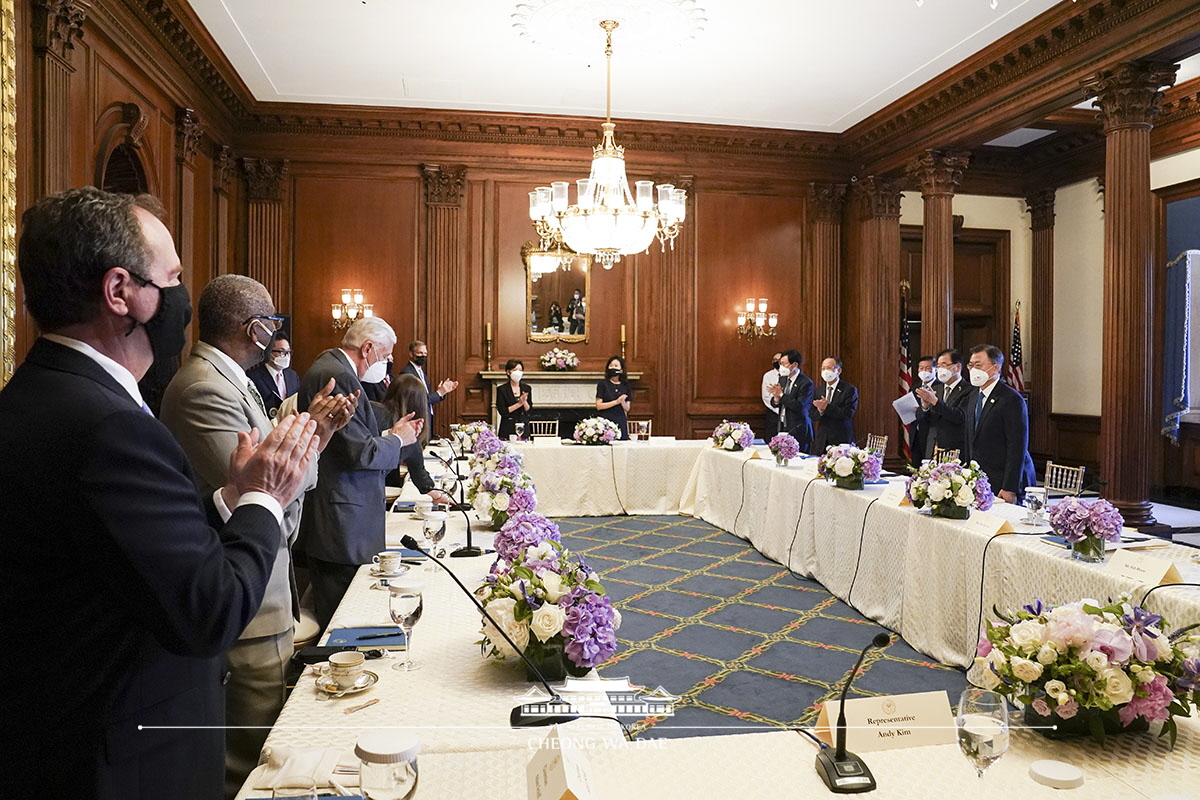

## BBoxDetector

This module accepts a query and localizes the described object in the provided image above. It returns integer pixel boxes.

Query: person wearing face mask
[909,355,937,467]
[963,344,1036,503]
[567,288,587,335]
[159,275,357,797]
[915,348,972,462]
[0,188,321,799]
[810,356,859,455]
[298,317,424,628]
[248,332,301,418]
[761,352,782,437]
[402,340,459,436]
[595,354,632,440]
[496,358,533,439]
[767,349,814,450]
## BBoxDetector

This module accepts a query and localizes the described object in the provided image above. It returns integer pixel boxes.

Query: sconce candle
[486,322,492,340]
[620,324,626,343]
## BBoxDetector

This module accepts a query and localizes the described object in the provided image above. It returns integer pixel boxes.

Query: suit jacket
[964,380,1036,496]
[811,379,858,454]
[918,379,971,460]
[0,338,280,799]
[401,360,444,431]
[161,341,318,638]
[246,361,299,418]
[298,348,403,564]
[771,370,814,449]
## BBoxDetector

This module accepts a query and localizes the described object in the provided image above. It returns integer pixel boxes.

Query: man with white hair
[298,317,422,626]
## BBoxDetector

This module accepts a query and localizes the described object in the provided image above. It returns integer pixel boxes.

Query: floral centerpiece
[711,420,754,451]
[478,540,621,681]
[1049,497,1124,563]
[905,459,994,520]
[816,444,882,490]
[540,348,579,371]
[972,597,1199,744]
[768,433,800,466]
[573,416,620,445]
[492,510,558,563]
[454,421,493,454]
[466,434,534,528]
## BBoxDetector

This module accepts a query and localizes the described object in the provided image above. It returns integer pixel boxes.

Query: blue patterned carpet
[555,515,968,739]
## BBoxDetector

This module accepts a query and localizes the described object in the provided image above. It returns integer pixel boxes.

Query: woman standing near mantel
[595,354,631,440]
[496,358,532,439]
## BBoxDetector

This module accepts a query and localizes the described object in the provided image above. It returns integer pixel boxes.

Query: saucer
[370,565,410,578]
[315,669,379,696]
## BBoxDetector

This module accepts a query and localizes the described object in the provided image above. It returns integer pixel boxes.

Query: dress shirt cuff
[212,487,285,527]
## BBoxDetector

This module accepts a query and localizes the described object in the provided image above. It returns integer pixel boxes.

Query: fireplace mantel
[479,370,641,428]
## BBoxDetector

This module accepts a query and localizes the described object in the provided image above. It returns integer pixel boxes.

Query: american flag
[899,290,912,462]
[1006,304,1025,393]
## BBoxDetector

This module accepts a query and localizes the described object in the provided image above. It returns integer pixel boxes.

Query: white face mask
[248,319,271,352]
[821,369,837,383]
[969,367,991,387]
[362,353,389,384]
[917,370,934,384]
[778,365,791,378]
[272,354,291,370]
[510,370,524,382]
[936,366,955,384]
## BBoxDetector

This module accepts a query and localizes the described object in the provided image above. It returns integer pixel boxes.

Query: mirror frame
[522,241,591,344]
[1,0,15,387]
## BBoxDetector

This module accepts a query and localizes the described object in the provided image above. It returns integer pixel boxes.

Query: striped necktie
[248,380,268,418]
[975,391,985,427]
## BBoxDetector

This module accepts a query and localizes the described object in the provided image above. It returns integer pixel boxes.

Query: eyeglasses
[244,314,285,332]
[270,348,291,356]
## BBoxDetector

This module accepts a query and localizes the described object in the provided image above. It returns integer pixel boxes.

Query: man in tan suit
[160,275,355,797]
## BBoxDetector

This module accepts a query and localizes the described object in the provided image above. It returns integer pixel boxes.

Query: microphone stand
[815,631,891,794]
[430,448,484,558]
[400,535,578,727]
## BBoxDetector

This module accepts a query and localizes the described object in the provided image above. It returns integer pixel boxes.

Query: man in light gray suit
[160,275,355,798]
[298,317,422,628]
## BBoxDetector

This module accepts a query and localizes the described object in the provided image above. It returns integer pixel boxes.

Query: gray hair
[342,317,397,349]
[197,275,273,344]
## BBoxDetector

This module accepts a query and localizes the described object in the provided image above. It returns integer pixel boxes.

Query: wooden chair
[864,433,888,454]
[1044,461,1085,497]
[932,446,961,463]
[529,419,559,438]
[628,420,652,441]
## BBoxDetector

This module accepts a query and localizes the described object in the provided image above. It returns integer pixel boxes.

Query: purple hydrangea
[561,586,618,668]
[1087,499,1124,543]
[493,512,561,562]
[974,471,994,511]
[769,433,800,460]
[495,451,525,479]
[1049,497,1123,544]
[473,429,504,457]
[509,487,538,514]
[862,453,882,482]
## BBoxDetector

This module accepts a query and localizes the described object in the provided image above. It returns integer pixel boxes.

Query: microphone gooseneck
[816,630,891,794]
[436,442,483,557]
[835,632,891,759]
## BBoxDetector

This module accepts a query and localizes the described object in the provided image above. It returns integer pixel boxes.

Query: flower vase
[834,475,864,490]
[1071,532,1107,563]
[1023,704,1147,742]
[775,455,787,467]
[522,636,588,682]
[931,502,970,520]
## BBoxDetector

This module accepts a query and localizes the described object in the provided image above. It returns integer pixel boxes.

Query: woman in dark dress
[496,358,532,439]
[595,354,631,440]
[548,301,565,333]
[375,375,452,504]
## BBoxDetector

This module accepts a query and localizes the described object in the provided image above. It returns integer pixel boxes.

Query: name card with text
[1104,549,1183,586]
[960,511,1015,537]
[527,726,594,800]
[815,691,956,753]
[881,484,909,506]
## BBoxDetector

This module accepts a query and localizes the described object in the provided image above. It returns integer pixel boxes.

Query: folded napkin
[252,745,360,789]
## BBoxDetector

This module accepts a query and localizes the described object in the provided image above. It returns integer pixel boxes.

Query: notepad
[326,627,407,648]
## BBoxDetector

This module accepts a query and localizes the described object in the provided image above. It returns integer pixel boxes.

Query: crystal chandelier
[528,20,687,270]
[736,298,778,343]
[522,239,584,281]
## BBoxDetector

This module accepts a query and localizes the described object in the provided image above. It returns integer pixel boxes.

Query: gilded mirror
[523,241,591,344]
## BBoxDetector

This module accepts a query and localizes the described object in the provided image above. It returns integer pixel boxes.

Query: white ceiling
[188,0,1072,133]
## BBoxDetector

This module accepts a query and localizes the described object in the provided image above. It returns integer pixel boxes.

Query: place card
[960,511,1015,537]
[814,691,956,753]
[1104,549,1183,585]
[527,725,594,800]
[880,484,909,506]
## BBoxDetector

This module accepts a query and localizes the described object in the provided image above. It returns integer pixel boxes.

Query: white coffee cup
[413,497,434,518]
[373,551,404,574]
[327,650,365,689]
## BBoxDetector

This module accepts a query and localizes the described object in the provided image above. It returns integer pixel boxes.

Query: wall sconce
[332,289,372,330]
[736,297,777,342]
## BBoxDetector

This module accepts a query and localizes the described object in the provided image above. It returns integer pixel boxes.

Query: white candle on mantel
[620,324,626,342]
[486,322,492,340]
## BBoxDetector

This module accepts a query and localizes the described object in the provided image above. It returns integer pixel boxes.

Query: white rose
[482,597,529,657]
[722,437,737,450]
[1036,643,1058,665]
[955,486,973,507]
[1044,679,1067,700]
[1099,667,1134,705]
[540,572,566,603]
[1084,650,1109,672]
[928,483,947,502]
[1135,668,1156,684]
[473,492,493,516]
[492,493,510,512]
[833,456,855,477]
[1011,656,1044,683]
[1008,620,1045,653]
[969,656,1002,690]
[530,603,566,643]
[529,541,556,562]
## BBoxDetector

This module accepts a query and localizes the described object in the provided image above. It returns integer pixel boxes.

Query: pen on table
[345,698,380,715]
[356,630,403,640]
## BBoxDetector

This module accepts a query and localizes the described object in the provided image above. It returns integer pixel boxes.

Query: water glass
[389,590,424,672]
[272,777,318,800]
[956,688,1009,779]
[515,421,526,439]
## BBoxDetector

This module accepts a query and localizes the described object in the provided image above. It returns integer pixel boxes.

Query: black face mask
[125,276,192,366]
[606,367,621,379]
[772,360,780,370]
[412,355,428,367]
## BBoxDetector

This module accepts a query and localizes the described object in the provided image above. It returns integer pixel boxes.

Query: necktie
[248,380,268,418]
[275,370,287,400]
[825,385,833,403]
[975,391,985,427]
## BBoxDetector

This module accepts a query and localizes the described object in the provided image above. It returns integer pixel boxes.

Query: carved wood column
[852,176,903,462]
[906,150,970,354]
[808,183,846,363]
[212,146,235,277]
[421,164,467,438]
[1084,61,1177,527]
[659,176,695,439]
[30,0,84,198]
[174,109,202,287]
[241,158,290,310]
[1025,189,1055,456]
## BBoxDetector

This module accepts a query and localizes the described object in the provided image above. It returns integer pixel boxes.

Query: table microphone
[815,631,891,794]
[427,450,484,557]
[399,535,578,727]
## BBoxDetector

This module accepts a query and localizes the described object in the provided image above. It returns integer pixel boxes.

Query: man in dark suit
[964,344,1036,503]
[811,356,859,454]
[401,339,458,435]
[915,348,972,462]
[299,317,422,628]
[909,355,936,466]
[248,331,301,418]
[0,188,319,799]
[767,348,814,451]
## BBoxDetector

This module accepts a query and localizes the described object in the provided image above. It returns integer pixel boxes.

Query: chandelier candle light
[331,289,372,330]
[528,20,687,270]
[737,297,778,342]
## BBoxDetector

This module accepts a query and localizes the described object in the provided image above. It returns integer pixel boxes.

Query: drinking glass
[515,421,526,440]
[1022,489,1045,524]
[272,777,318,800]
[389,590,424,672]
[956,688,1009,779]
[422,516,446,571]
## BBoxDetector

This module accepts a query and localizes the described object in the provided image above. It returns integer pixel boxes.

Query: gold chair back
[864,433,888,455]
[529,419,560,438]
[1044,461,1085,496]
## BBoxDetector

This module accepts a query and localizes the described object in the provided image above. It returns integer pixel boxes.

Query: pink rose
[976,638,993,657]
[1032,697,1050,716]
[1055,698,1078,719]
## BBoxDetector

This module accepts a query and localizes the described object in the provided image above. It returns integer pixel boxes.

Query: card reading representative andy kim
[815,691,956,753]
